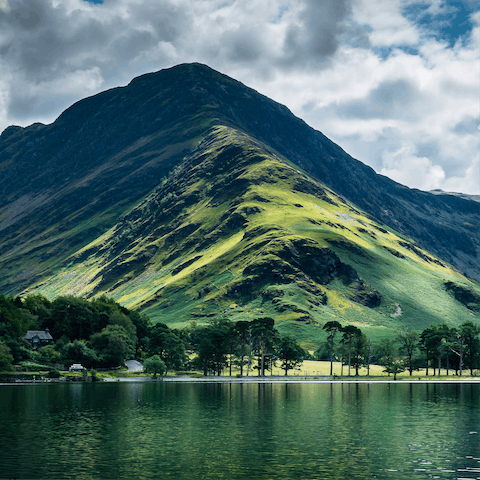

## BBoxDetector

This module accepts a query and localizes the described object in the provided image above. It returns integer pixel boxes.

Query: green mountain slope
[21,125,480,346]
[1,63,479,346]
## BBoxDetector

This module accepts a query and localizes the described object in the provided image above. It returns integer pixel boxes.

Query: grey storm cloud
[281,0,353,66]
[0,0,354,121]
[0,0,192,118]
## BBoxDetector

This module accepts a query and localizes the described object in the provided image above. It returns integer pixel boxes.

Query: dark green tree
[89,325,134,367]
[419,326,438,375]
[461,321,480,376]
[375,338,398,376]
[351,332,368,376]
[0,342,14,371]
[62,340,99,368]
[422,324,450,376]
[396,328,419,375]
[277,335,305,375]
[148,323,187,373]
[191,321,231,376]
[383,360,405,380]
[251,317,276,377]
[323,321,342,376]
[342,325,362,376]
[0,295,28,339]
[144,355,167,378]
[230,320,253,376]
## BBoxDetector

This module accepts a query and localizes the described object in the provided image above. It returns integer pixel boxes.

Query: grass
[4,360,478,382]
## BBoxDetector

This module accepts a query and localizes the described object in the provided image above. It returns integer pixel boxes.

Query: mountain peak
[0,64,479,339]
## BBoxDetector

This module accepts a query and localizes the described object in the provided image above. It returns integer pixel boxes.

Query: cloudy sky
[1,0,479,194]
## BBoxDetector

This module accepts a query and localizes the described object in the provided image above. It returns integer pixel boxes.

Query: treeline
[0,295,305,375]
[317,320,480,378]
[1,294,479,377]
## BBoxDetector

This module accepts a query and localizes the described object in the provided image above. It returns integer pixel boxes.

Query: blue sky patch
[403,1,479,48]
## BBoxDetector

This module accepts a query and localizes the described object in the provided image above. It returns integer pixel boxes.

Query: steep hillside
[0,63,479,345]
[21,126,480,345]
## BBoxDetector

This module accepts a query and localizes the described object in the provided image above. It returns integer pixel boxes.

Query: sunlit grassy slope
[25,125,480,348]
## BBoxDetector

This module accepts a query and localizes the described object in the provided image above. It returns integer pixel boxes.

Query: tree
[62,339,99,368]
[89,325,134,367]
[47,296,96,340]
[230,320,253,376]
[143,355,166,378]
[0,295,28,339]
[277,335,305,375]
[148,323,187,373]
[396,328,419,375]
[191,321,231,376]
[420,326,438,375]
[323,321,342,376]
[383,360,405,380]
[461,321,480,376]
[421,324,450,376]
[342,325,362,376]
[128,311,151,357]
[351,332,368,376]
[0,342,14,371]
[251,317,276,376]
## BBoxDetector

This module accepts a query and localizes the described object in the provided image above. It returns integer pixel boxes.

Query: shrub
[143,355,166,378]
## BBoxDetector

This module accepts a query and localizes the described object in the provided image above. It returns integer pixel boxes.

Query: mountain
[1,63,479,345]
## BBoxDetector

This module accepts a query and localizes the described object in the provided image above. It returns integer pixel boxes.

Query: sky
[0,0,479,194]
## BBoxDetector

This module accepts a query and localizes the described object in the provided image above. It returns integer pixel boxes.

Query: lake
[0,381,479,479]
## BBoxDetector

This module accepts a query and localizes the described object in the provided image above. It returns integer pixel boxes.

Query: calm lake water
[0,381,479,479]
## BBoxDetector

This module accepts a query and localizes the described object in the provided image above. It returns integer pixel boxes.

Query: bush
[47,369,61,378]
[19,361,51,371]
[143,355,166,378]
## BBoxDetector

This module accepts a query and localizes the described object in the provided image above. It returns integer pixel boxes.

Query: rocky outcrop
[445,281,480,312]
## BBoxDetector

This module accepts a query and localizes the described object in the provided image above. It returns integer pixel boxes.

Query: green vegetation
[12,125,478,349]
[143,355,166,378]
[1,292,478,380]
[0,294,149,370]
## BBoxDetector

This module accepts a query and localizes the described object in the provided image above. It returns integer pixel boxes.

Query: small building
[69,364,86,372]
[23,329,53,349]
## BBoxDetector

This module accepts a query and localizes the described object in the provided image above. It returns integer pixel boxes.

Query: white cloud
[351,0,420,46]
[380,144,446,191]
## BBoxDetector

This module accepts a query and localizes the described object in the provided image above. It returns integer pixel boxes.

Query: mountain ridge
[0,63,479,343]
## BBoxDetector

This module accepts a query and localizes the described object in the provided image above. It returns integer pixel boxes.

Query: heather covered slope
[0,63,479,345]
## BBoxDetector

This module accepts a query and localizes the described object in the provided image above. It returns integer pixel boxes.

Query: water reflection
[0,382,479,479]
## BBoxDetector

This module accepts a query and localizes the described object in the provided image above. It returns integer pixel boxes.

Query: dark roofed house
[24,329,53,349]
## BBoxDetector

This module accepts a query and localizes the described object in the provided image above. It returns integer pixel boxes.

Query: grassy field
[4,359,478,382]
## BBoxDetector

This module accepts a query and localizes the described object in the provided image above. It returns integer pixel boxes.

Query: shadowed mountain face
[0,63,478,341]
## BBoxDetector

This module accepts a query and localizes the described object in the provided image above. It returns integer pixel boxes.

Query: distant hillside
[0,63,478,345]
[430,189,480,203]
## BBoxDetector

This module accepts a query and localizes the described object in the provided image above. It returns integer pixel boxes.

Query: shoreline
[2,375,480,385]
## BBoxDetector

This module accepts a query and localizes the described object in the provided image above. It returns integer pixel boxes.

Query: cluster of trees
[317,320,480,379]
[145,317,306,377]
[0,294,149,370]
[2,292,479,378]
